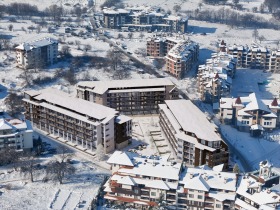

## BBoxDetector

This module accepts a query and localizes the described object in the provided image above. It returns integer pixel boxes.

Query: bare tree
[95,144,106,161]
[60,45,71,58]
[83,44,92,52]
[258,35,266,44]
[36,25,42,34]
[107,48,124,71]
[117,33,124,39]
[139,32,145,39]
[8,24,13,31]
[4,91,24,117]
[127,32,133,40]
[46,147,75,184]
[64,67,76,85]
[173,5,181,13]
[20,151,38,182]
[252,28,259,41]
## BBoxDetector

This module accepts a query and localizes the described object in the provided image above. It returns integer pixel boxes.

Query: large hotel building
[76,78,179,115]
[23,88,132,154]
[159,100,229,169]
[15,37,58,69]
[147,37,199,79]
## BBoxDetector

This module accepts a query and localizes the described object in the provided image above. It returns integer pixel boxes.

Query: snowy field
[221,125,280,170]
[0,132,109,210]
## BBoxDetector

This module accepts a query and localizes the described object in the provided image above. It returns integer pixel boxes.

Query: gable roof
[107,151,136,166]
[184,175,210,191]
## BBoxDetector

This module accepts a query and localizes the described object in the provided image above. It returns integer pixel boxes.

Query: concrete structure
[159,100,229,169]
[15,37,58,69]
[103,6,188,33]
[23,88,132,154]
[104,151,237,209]
[147,36,199,79]
[0,117,33,151]
[76,78,179,115]
[220,93,280,136]
[197,52,236,104]
[219,41,280,73]
[104,152,280,209]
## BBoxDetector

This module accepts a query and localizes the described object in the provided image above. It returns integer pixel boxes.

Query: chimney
[204,175,208,181]
[190,173,194,179]
[247,180,251,187]
[224,177,227,184]
[257,183,262,193]
[271,98,278,107]
[214,73,219,79]
[235,97,242,105]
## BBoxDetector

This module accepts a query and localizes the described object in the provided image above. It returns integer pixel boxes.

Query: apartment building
[220,93,280,136]
[0,117,33,151]
[159,100,229,169]
[235,160,280,210]
[15,37,58,69]
[221,42,280,73]
[23,88,132,154]
[197,52,236,104]
[103,6,188,33]
[104,151,237,209]
[147,36,199,79]
[76,78,179,115]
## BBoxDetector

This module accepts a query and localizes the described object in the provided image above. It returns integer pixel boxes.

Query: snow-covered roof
[180,167,237,192]
[107,151,137,166]
[24,88,118,121]
[0,118,27,131]
[15,37,57,51]
[163,100,221,142]
[115,115,132,124]
[77,78,175,95]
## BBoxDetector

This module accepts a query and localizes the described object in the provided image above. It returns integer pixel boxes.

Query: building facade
[159,100,229,169]
[104,151,237,210]
[15,37,58,69]
[104,153,280,210]
[220,93,280,135]
[220,41,280,73]
[76,78,179,115]
[197,52,236,104]
[147,36,199,79]
[103,6,188,33]
[0,117,33,151]
[23,88,132,154]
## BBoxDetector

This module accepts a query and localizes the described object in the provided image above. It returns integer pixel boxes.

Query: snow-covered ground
[221,125,280,170]
[0,132,109,210]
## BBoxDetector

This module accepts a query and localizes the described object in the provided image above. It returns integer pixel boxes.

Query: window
[216,204,221,208]
[197,195,203,199]
[151,192,156,196]
[189,194,194,198]
[134,189,139,194]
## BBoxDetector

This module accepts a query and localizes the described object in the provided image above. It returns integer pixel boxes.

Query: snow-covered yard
[221,125,280,170]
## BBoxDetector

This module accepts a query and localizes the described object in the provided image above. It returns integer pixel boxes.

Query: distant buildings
[23,88,132,154]
[159,100,229,169]
[220,93,280,136]
[104,151,237,209]
[102,6,188,33]
[15,37,58,69]
[197,52,236,104]
[0,116,33,151]
[76,78,179,115]
[104,151,280,209]
[219,41,280,73]
[147,36,199,79]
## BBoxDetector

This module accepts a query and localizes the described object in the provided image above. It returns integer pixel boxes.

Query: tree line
[184,7,280,29]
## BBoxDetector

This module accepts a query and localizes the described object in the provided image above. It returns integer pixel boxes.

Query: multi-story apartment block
[0,117,33,151]
[102,6,188,33]
[104,151,237,209]
[159,100,229,169]
[235,160,280,210]
[220,93,280,136]
[23,88,132,154]
[197,52,236,104]
[147,36,199,79]
[220,41,280,73]
[76,78,179,115]
[15,37,58,69]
